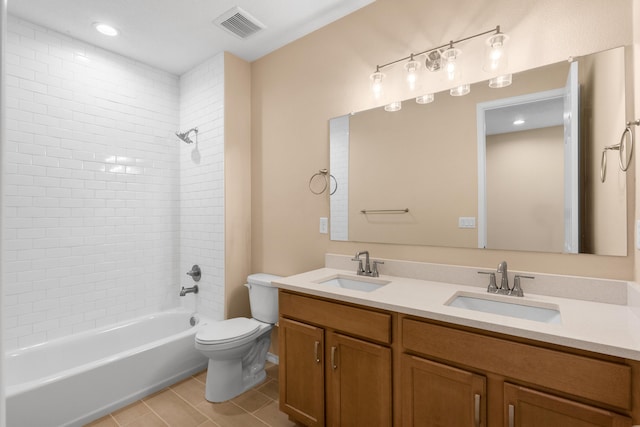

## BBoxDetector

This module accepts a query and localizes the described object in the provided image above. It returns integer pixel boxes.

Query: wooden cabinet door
[401,354,486,427]
[279,317,325,427]
[326,332,392,427]
[503,383,631,427]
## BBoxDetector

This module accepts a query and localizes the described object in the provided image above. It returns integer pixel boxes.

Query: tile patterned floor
[86,363,301,427]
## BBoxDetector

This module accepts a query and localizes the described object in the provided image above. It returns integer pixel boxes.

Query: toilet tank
[246,273,282,324]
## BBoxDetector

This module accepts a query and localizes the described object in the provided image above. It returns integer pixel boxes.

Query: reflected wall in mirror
[329,46,628,256]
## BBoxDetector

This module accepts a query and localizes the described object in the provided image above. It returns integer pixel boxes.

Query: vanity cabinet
[401,354,486,426]
[401,317,634,427]
[279,290,393,427]
[503,383,631,427]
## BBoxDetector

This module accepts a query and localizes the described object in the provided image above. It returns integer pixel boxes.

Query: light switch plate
[458,217,476,229]
[320,217,328,234]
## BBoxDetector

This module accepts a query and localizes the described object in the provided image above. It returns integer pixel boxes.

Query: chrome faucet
[180,285,198,296]
[497,261,509,293]
[478,261,534,297]
[351,251,384,277]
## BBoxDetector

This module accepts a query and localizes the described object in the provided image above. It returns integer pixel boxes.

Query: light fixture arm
[372,25,501,73]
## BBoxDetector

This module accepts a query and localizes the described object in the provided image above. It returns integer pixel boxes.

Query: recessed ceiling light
[513,119,525,126]
[94,23,119,37]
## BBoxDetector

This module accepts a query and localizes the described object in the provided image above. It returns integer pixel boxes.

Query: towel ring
[601,120,638,183]
[309,169,338,195]
[618,123,635,171]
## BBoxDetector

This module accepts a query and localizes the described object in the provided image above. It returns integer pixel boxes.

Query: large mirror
[329,46,628,256]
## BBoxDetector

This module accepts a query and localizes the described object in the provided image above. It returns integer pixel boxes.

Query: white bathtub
[5,309,208,427]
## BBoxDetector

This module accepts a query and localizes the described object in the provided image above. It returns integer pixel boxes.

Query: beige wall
[486,127,564,252]
[251,0,635,279]
[224,53,253,319]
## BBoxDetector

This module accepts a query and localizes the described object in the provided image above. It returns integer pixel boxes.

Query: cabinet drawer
[279,291,392,344]
[402,318,631,410]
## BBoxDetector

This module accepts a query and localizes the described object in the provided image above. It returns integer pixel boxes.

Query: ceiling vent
[214,7,266,39]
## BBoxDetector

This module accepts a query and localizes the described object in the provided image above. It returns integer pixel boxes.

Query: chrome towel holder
[601,119,638,183]
[309,169,337,195]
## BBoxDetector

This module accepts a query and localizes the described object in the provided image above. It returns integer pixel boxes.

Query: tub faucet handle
[186,265,201,282]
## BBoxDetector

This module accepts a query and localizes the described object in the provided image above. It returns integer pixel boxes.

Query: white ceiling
[7,0,374,75]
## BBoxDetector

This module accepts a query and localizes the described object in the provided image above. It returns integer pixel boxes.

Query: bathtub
[5,309,208,427]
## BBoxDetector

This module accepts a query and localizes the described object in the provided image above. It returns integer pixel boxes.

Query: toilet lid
[196,318,261,344]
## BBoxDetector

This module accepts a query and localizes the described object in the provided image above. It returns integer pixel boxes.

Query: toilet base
[202,333,271,402]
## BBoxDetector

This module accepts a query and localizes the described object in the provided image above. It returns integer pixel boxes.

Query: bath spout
[180,285,199,296]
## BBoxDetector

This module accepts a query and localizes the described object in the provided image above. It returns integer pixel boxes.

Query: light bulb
[404,56,421,91]
[484,33,509,72]
[370,69,385,99]
[441,46,462,83]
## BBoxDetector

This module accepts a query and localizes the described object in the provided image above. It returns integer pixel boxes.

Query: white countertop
[274,267,640,361]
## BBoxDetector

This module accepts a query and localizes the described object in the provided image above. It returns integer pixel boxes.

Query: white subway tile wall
[178,54,225,321]
[3,17,227,350]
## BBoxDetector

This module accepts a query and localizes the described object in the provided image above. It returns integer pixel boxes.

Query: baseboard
[266,352,279,365]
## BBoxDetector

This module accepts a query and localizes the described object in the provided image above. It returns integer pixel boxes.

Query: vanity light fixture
[416,93,434,104]
[442,43,462,84]
[450,84,471,97]
[404,54,421,90]
[94,22,119,37]
[370,66,385,99]
[384,101,402,112]
[489,74,513,88]
[369,25,508,99]
[484,30,509,73]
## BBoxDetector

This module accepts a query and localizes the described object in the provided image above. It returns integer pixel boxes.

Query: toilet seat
[196,318,263,345]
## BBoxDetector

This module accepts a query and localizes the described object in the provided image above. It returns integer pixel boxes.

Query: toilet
[195,273,281,402]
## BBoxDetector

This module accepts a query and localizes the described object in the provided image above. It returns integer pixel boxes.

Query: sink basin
[445,292,561,324]
[316,274,390,292]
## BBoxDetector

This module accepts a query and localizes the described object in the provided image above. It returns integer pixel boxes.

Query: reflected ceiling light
[384,101,402,112]
[370,66,385,99]
[416,93,434,104]
[368,26,507,100]
[513,119,525,126]
[489,74,512,88]
[404,54,421,91]
[94,22,119,36]
[450,84,470,97]
[484,28,509,73]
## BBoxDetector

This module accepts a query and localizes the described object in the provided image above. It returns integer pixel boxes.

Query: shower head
[176,127,198,144]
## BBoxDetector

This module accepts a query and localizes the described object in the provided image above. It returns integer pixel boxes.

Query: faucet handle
[511,275,534,297]
[186,264,201,282]
[351,255,365,274]
[478,271,498,293]
[371,260,384,277]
